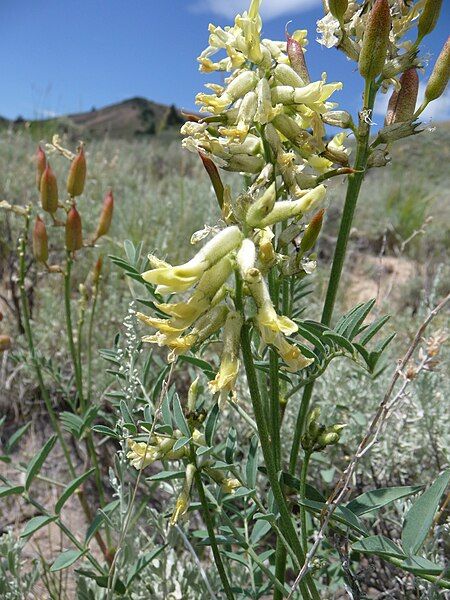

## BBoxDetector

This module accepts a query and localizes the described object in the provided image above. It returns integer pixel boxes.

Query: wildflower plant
[111,1,449,597]
[1,137,117,581]
[1,0,449,598]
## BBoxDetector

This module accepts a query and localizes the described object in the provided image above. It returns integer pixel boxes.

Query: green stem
[64,254,84,410]
[87,284,99,402]
[269,349,281,467]
[64,252,110,550]
[194,470,235,600]
[299,453,311,552]
[18,216,76,479]
[240,320,318,600]
[289,82,377,476]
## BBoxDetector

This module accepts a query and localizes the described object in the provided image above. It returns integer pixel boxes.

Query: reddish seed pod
[36,145,47,190]
[66,206,83,252]
[33,215,49,263]
[67,146,87,197]
[299,209,325,254]
[286,33,310,84]
[40,164,59,213]
[358,0,391,81]
[95,190,114,240]
[385,68,419,125]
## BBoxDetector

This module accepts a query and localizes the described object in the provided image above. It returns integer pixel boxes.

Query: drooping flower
[142,226,243,294]
[209,311,243,409]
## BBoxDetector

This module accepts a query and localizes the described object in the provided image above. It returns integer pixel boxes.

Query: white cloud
[190,0,322,21]
[374,82,450,123]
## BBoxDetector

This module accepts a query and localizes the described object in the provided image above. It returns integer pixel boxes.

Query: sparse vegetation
[1,1,449,599]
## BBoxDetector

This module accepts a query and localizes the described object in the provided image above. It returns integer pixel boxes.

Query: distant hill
[1,97,188,140]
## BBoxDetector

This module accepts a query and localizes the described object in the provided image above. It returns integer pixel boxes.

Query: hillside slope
[2,97,187,140]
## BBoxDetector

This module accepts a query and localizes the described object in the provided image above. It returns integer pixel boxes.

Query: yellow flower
[126,440,160,469]
[209,311,243,409]
[142,332,197,362]
[142,226,243,294]
[244,267,312,372]
[154,255,233,328]
[254,185,327,228]
[258,325,313,373]
[221,478,242,494]
[170,464,196,526]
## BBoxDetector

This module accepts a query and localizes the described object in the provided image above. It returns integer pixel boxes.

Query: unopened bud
[66,206,83,252]
[0,335,12,352]
[36,145,47,190]
[66,146,86,197]
[246,183,277,227]
[358,0,391,81]
[221,478,241,494]
[425,37,450,103]
[307,407,321,434]
[92,255,103,287]
[418,0,443,41]
[95,190,114,240]
[199,153,224,209]
[317,431,340,447]
[40,164,59,214]
[286,32,310,83]
[322,110,354,129]
[329,0,348,23]
[299,209,324,254]
[32,215,49,264]
[385,68,419,125]
[187,376,200,411]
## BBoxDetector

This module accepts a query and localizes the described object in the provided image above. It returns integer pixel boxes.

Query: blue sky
[1,0,449,123]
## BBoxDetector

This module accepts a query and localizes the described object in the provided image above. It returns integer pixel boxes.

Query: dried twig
[288,292,450,597]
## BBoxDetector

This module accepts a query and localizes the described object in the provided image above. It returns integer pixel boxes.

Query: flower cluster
[136,0,350,410]
[317,0,437,88]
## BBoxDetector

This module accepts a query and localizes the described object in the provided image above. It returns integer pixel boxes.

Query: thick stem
[269,349,281,467]
[194,471,235,600]
[289,83,377,476]
[240,321,319,600]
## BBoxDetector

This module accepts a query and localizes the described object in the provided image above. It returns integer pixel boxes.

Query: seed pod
[425,37,450,103]
[418,0,443,41]
[286,33,310,84]
[94,190,114,240]
[67,146,87,197]
[66,206,83,252]
[299,209,325,254]
[329,0,348,23]
[40,164,59,213]
[36,145,47,190]
[32,215,49,263]
[385,68,419,125]
[358,0,391,81]
[0,335,12,352]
